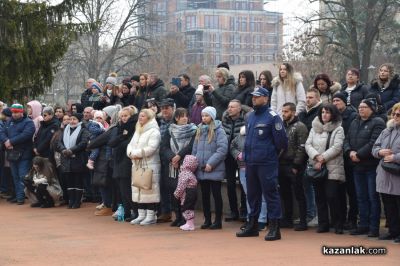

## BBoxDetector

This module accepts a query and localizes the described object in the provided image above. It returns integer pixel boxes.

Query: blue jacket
[0,115,35,160]
[245,105,288,166]
[192,120,228,181]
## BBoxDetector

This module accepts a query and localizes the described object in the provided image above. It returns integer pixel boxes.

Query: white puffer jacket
[271,72,306,115]
[127,118,161,203]
[305,117,345,182]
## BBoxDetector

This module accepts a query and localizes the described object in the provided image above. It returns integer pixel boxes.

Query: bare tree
[294,0,399,82]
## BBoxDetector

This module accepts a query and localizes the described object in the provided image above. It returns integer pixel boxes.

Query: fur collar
[271,72,303,88]
[311,116,342,134]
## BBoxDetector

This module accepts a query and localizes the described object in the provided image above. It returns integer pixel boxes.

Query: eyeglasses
[358,106,368,109]
[393,113,400,118]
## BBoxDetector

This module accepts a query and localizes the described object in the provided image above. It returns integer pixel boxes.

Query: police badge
[275,122,282,130]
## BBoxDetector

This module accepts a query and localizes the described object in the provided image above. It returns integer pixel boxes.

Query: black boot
[72,189,83,209]
[236,216,259,237]
[171,211,184,227]
[67,190,75,209]
[265,219,281,241]
[201,212,212,229]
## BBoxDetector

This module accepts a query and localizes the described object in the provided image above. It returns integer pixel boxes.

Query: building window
[229,55,235,64]
[186,16,197,30]
[205,15,219,29]
[241,17,247,31]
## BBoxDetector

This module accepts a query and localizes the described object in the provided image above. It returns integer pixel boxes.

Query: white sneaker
[96,203,105,210]
[307,216,318,227]
[112,211,118,218]
[140,210,157,225]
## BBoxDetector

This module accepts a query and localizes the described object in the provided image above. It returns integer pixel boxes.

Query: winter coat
[298,102,322,132]
[174,155,198,205]
[120,93,135,107]
[372,119,400,195]
[305,117,345,182]
[233,85,253,107]
[230,128,246,168]
[271,73,306,115]
[127,118,161,203]
[340,106,357,135]
[0,115,35,161]
[190,101,206,126]
[134,86,147,110]
[34,117,60,159]
[369,74,400,113]
[280,116,308,170]
[167,84,196,109]
[204,76,236,120]
[340,83,369,109]
[27,100,43,137]
[109,115,138,179]
[309,82,341,104]
[57,126,90,173]
[81,89,93,108]
[222,110,246,143]
[192,120,228,181]
[343,115,386,171]
[145,79,167,103]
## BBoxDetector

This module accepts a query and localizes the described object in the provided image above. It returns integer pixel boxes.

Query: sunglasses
[393,113,400,118]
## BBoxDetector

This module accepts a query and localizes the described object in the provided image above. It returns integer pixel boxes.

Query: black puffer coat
[341,83,369,109]
[222,110,246,143]
[340,106,357,135]
[369,74,400,112]
[34,117,60,159]
[298,102,321,132]
[167,84,196,109]
[343,115,385,171]
[204,76,236,119]
[108,115,138,179]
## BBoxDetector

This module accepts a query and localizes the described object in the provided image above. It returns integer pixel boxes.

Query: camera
[203,84,210,90]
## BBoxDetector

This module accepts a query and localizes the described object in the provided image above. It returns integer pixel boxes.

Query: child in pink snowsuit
[174,155,198,231]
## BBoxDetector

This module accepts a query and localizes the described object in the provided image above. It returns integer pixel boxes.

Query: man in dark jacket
[167,74,195,109]
[279,102,308,231]
[344,98,385,237]
[236,88,288,241]
[333,92,358,229]
[0,104,35,204]
[81,78,96,108]
[298,88,322,131]
[222,100,247,222]
[33,107,60,159]
[145,73,167,104]
[341,68,369,109]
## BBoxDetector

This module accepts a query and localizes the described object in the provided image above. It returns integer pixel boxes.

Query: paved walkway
[0,201,398,265]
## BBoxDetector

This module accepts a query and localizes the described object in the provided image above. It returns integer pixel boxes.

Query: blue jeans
[239,168,267,223]
[10,160,31,201]
[353,169,381,232]
[303,174,316,219]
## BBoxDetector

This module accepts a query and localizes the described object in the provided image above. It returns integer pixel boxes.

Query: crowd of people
[0,62,400,243]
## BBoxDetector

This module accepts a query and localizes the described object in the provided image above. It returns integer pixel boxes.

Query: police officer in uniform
[236,88,288,241]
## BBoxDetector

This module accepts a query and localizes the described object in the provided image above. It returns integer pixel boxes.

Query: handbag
[131,149,153,190]
[305,131,332,181]
[6,149,22,161]
[381,162,400,176]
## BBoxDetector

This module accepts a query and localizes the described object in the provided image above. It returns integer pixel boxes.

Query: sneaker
[94,207,113,216]
[307,216,318,227]
[96,203,105,210]
[112,210,118,218]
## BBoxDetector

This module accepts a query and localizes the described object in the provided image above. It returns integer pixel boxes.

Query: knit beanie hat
[195,85,204,96]
[93,110,105,120]
[71,113,83,122]
[131,75,140,83]
[332,92,348,104]
[106,76,117,86]
[103,105,119,119]
[361,98,377,113]
[91,82,103,93]
[202,106,217,121]
[10,103,24,113]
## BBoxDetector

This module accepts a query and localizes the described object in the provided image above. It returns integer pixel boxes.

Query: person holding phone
[167,74,195,109]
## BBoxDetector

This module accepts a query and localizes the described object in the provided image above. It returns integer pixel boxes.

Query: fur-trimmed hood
[271,72,303,88]
[311,116,342,134]
[371,74,400,90]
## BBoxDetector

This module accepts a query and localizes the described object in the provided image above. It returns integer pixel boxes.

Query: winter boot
[237,217,259,237]
[130,209,146,225]
[140,210,157,225]
[170,211,185,227]
[265,219,281,241]
[72,189,83,209]
[67,190,75,209]
[180,219,195,231]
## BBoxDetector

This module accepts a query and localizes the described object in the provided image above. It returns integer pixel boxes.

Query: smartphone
[171,77,181,87]
[203,84,210,90]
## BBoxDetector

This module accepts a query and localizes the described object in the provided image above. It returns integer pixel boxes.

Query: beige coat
[305,117,345,182]
[127,118,161,203]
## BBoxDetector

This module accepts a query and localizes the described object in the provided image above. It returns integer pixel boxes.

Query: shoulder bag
[305,131,332,182]
[131,149,153,190]
[380,131,400,176]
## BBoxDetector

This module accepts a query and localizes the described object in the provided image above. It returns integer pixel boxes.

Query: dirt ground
[0,201,398,266]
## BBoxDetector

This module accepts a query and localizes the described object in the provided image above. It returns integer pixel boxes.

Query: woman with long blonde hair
[271,63,306,115]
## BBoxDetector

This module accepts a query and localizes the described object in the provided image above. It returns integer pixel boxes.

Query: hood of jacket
[141,118,159,134]
[27,100,42,120]
[149,79,165,91]
[180,155,198,172]
[271,72,303,88]
[306,100,322,113]
[223,75,236,87]
[199,120,222,133]
[371,74,400,90]
[311,116,342,134]
[40,117,60,128]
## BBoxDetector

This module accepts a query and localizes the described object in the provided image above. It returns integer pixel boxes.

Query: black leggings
[116,177,137,218]
[199,180,222,222]
[64,172,84,190]
[138,203,157,210]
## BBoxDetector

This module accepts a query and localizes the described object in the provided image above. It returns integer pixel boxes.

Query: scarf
[63,123,82,149]
[169,123,197,154]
